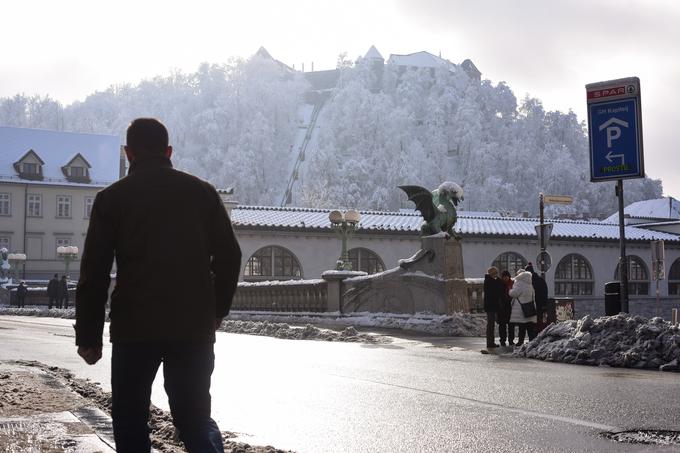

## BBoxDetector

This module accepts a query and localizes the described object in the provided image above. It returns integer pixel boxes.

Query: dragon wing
[398,185,437,222]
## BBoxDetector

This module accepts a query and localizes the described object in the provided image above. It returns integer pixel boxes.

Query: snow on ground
[515,314,680,372]
[0,306,485,340]
[0,307,75,318]
[218,320,385,343]
[227,311,485,337]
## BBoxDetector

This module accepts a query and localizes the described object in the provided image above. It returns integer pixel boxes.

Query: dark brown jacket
[75,155,242,346]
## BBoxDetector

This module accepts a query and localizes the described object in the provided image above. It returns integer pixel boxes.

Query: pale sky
[2,0,679,199]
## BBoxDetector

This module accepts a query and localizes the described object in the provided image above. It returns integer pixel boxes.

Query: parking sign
[586,77,644,182]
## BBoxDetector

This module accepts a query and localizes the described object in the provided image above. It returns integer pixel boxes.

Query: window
[555,254,594,296]
[614,255,650,295]
[348,248,385,274]
[0,236,9,251]
[56,195,71,218]
[0,193,10,216]
[492,252,527,277]
[23,163,38,175]
[56,237,71,248]
[244,246,302,281]
[84,197,94,218]
[27,194,42,217]
[669,258,680,296]
[71,166,85,177]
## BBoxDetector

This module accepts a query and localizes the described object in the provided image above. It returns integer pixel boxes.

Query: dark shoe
[487,343,500,348]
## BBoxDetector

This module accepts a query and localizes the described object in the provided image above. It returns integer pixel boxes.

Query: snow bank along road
[0,315,678,453]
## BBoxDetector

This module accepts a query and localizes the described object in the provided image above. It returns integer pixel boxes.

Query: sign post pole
[586,77,644,315]
[539,193,545,278]
[616,179,629,313]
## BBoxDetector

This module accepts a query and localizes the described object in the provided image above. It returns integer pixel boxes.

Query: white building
[230,205,680,317]
[0,126,123,278]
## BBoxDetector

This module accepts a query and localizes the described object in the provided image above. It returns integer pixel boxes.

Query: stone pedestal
[419,235,464,279]
[322,270,367,313]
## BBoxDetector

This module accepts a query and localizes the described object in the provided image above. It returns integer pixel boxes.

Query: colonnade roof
[231,205,680,243]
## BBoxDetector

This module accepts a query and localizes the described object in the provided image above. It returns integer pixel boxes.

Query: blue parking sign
[586,78,644,182]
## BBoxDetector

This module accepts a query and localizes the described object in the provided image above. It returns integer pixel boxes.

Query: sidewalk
[0,361,116,452]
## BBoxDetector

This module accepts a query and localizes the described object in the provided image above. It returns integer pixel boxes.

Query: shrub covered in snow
[514,314,680,372]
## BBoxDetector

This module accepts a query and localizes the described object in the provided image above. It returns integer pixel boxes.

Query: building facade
[229,205,680,316]
[0,126,123,279]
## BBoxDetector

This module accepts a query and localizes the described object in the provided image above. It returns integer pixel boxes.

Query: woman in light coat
[509,270,537,345]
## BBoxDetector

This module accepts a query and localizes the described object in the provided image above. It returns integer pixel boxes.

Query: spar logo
[588,84,636,100]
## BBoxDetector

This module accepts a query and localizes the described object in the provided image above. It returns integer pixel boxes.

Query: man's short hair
[126,118,169,156]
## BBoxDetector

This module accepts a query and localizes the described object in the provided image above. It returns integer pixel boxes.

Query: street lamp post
[329,209,361,271]
[7,253,27,283]
[57,246,79,278]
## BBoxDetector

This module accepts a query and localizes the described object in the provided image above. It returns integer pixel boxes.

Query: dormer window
[13,149,45,181]
[62,153,92,183]
[23,163,38,175]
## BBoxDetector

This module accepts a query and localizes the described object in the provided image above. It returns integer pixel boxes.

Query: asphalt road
[0,315,678,453]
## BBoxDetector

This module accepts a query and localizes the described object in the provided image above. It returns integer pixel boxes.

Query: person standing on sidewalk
[525,263,548,332]
[16,281,28,308]
[483,266,504,348]
[47,274,59,309]
[75,118,242,453]
[58,275,69,309]
[497,270,514,346]
[509,270,537,346]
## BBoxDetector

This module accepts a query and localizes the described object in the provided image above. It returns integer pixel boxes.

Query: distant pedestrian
[497,270,514,346]
[47,274,59,309]
[16,281,28,308]
[525,263,548,331]
[75,118,242,452]
[509,270,537,346]
[58,275,69,309]
[483,266,504,349]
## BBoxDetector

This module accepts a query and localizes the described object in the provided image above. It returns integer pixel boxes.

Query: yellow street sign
[544,195,573,205]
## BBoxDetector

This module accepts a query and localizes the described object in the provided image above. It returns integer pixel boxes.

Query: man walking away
[483,266,503,349]
[58,275,69,309]
[75,118,242,453]
[16,281,28,308]
[47,274,59,309]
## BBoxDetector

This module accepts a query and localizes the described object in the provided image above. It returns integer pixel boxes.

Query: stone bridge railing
[231,279,328,312]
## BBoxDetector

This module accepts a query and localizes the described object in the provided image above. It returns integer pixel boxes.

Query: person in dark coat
[525,263,549,331]
[483,266,504,348]
[16,281,28,308]
[497,270,514,346]
[75,118,242,453]
[58,275,69,309]
[47,274,59,309]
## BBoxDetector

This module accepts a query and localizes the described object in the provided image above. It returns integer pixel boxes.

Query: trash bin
[604,281,621,316]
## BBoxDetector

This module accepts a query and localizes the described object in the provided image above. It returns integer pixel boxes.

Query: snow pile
[0,306,76,318]
[515,314,680,372]
[228,312,485,337]
[219,320,386,343]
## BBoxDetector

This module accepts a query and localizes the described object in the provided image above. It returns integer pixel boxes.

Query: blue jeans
[111,341,224,453]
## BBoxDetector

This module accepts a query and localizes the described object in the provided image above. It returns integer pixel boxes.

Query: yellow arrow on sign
[544,195,573,204]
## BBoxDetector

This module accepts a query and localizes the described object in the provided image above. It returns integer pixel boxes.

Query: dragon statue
[399,182,464,237]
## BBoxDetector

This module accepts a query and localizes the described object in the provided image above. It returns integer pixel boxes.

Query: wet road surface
[0,316,678,452]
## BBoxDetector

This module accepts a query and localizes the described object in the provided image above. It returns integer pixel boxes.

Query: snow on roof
[231,205,680,243]
[604,197,680,222]
[387,51,456,71]
[0,126,120,186]
[364,45,384,60]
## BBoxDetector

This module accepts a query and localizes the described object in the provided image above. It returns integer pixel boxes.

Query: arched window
[614,255,650,295]
[669,258,680,296]
[555,254,593,296]
[348,248,385,274]
[244,246,302,281]
[492,252,527,277]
